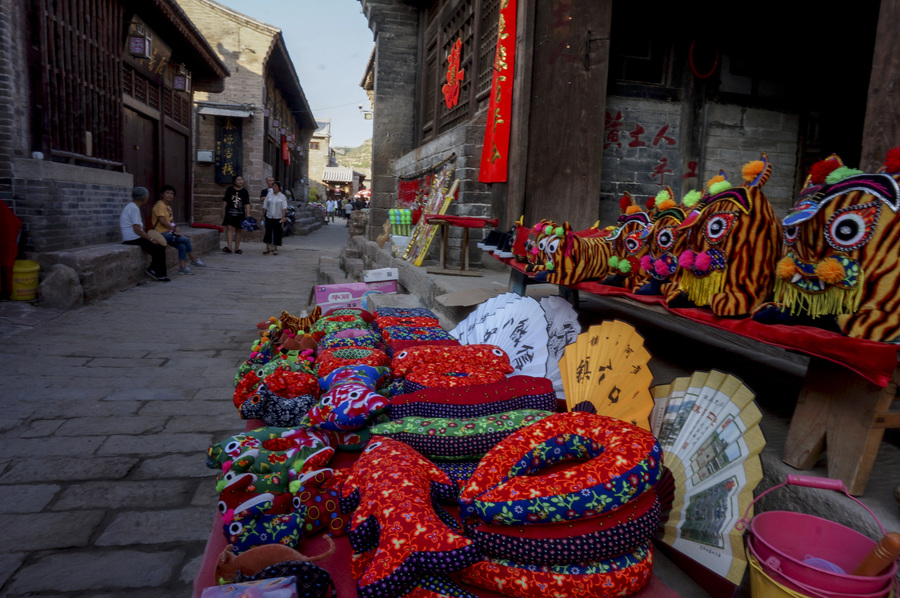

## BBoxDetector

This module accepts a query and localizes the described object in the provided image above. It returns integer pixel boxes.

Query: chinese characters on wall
[215,116,242,184]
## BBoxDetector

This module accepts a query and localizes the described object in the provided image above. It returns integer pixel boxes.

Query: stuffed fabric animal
[307,382,390,431]
[601,192,653,290]
[223,497,305,555]
[233,560,337,598]
[523,219,557,272]
[239,385,318,427]
[390,344,513,380]
[533,221,614,285]
[667,153,782,316]
[215,536,337,583]
[636,188,691,295]
[341,437,481,598]
[756,149,900,341]
[289,467,351,536]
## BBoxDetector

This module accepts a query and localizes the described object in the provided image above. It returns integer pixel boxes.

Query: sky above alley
[212,0,375,147]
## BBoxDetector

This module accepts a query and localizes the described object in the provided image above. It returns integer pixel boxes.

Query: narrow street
[0,224,349,597]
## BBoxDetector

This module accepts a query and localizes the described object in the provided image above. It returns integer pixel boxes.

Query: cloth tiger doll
[524,219,557,272]
[666,153,782,316]
[533,221,613,285]
[754,148,900,341]
[635,187,691,296]
[601,192,654,290]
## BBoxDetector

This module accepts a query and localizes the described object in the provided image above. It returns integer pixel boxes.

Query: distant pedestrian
[344,198,352,225]
[259,176,274,204]
[121,187,169,281]
[152,185,205,275]
[221,174,250,254]
[262,180,288,255]
[326,198,336,223]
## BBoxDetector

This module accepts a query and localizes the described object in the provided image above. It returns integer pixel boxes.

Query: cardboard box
[314,280,398,313]
[363,267,399,283]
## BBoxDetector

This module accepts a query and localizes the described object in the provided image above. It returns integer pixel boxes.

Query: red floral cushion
[390,344,514,379]
[315,347,390,379]
[403,362,508,394]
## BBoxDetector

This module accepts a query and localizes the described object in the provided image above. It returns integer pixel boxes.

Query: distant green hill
[333,139,372,175]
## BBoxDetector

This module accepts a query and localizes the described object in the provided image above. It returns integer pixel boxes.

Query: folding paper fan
[560,320,654,430]
[651,370,766,586]
[540,296,581,397]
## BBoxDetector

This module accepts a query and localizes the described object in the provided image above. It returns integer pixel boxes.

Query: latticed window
[419,0,500,143]
[31,0,124,167]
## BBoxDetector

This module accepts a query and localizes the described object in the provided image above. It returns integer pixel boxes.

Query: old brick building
[360,0,898,267]
[177,0,317,227]
[0,0,228,255]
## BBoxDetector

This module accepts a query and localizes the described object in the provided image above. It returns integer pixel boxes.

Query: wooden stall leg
[509,269,528,295]
[783,356,897,495]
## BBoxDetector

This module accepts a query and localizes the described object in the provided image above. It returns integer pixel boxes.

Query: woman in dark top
[221,174,250,254]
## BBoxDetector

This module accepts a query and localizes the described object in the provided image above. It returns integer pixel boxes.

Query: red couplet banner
[478,0,517,183]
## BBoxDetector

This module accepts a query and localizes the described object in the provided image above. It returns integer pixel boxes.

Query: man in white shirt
[120,187,169,281]
[326,198,336,223]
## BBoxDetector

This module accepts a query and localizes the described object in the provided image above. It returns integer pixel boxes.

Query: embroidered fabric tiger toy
[601,192,654,290]
[533,221,613,285]
[666,153,782,316]
[635,187,691,295]
[524,219,557,272]
[754,148,900,341]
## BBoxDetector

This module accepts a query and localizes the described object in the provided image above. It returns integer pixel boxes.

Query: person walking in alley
[120,187,169,281]
[262,180,288,255]
[326,198,336,223]
[344,198,352,225]
[152,185,206,275]
[221,175,250,254]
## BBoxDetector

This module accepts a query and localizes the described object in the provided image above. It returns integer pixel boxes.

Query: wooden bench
[498,255,900,496]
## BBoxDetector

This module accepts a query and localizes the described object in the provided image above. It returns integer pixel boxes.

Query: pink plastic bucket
[737,475,897,598]
[747,534,893,598]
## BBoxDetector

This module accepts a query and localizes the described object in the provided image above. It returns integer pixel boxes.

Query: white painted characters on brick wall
[604,110,699,185]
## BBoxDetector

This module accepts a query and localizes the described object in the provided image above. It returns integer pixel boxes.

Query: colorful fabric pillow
[317,329,384,353]
[466,490,661,564]
[310,314,370,342]
[459,412,662,526]
[207,426,330,470]
[383,326,461,357]
[318,365,391,392]
[202,575,313,598]
[306,382,390,431]
[234,562,337,598]
[388,375,557,420]
[223,497,305,555]
[341,437,480,598]
[323,306,374,322]
[369,409,553,461]
[289,467,351,537]
[402,362,508,394]
[458,541,654,598]
[239,385,318,428]
[373,316,442,331]
[315,347,390,379]
[373,307,438,319]
[404,576,477,598]
[390,344,514,380]
[434,461,480,490]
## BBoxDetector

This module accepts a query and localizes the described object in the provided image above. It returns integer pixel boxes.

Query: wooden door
[123,107,158,227]
[523,0,612,231]
[163,126,189,222]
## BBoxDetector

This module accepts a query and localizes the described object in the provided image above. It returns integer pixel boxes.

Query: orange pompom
[741,160,765,182]
[625,205,642,215]
[619,195,633,211]
[815,258,846,285]
[657,199,676,211]
[810,158,841,184]
[776,257,798,280]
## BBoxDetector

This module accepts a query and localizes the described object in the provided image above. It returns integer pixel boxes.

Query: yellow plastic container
[747,550,807,598]
[11,260,39,301]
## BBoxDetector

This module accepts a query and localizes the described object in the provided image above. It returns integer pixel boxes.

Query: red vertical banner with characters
[479,0,517,183]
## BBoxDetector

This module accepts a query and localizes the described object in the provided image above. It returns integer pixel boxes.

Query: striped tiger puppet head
[533,221,614,285]
[770,149,900,341]
[635,187,690,295]
[667,154,782,316]
[524,219,558,272]
[601,192,653,290]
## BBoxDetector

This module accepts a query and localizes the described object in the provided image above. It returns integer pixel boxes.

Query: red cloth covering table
[423,215,500,277]
[493,253,900,496]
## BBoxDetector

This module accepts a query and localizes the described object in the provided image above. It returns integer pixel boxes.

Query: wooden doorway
[163,126,189,223]
[123,107,158,227]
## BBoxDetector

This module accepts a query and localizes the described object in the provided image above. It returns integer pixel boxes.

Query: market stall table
[423,215,499,276]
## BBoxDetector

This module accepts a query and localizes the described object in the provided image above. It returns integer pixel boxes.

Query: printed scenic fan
[559,319,654,431]
[450,293,550,378]
[650,370,766,586]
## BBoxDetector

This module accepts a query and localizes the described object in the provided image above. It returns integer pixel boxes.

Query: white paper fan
[651,370,766,587]
[540,296,581,397]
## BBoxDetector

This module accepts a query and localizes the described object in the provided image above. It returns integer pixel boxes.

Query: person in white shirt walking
[262,181,288,255]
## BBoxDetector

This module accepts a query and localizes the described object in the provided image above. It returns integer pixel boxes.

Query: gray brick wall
[600,96,799,226]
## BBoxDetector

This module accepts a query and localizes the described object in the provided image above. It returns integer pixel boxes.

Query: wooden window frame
[417,0,500,144]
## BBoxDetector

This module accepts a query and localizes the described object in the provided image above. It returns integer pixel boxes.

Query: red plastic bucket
[737,475,898,598]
